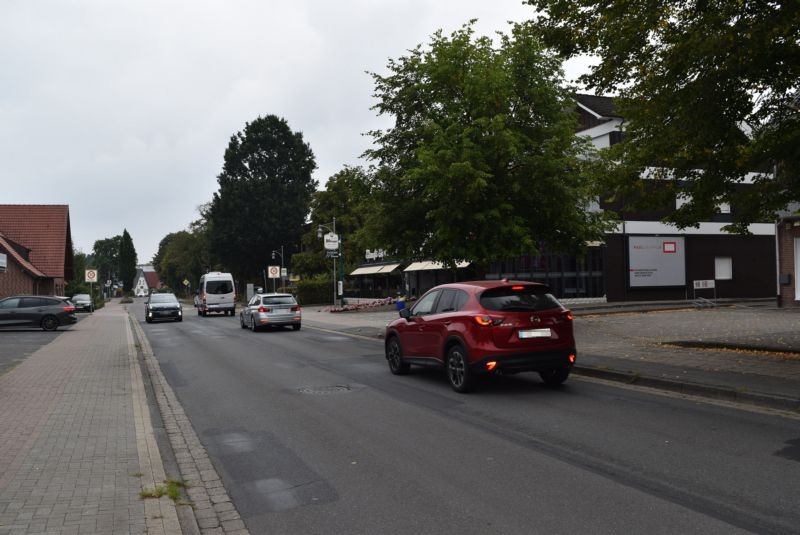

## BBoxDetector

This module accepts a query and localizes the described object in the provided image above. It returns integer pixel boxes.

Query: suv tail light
[561,310,574,321]
[473,314,504,326]
[258,307,272,313]
[291,306,301,312]
[63,305,75,312]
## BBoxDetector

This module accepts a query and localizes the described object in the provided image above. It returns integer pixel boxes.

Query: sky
[1,1,589,263]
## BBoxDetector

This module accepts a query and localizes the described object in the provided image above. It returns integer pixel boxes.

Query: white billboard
[628,236,686,287]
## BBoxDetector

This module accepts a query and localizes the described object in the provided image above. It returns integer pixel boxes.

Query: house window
[717,202,731,214]
[715,257,732,280]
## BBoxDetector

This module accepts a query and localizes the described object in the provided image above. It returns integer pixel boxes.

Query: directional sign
[267,265,280,279]
[183,279,190,286]
[85,269,98,283]
[325,250,339,259]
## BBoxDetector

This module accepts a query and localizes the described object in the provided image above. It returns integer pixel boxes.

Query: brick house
[0,205,74,297]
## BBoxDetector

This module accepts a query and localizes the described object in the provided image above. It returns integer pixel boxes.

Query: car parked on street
[145,293,182,323]
[0,295,77,331]
[71,293,93,312]
[240,293,301,332]
[384,280,576,393]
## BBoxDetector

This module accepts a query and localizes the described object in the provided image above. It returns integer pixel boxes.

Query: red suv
[384,281,576,392]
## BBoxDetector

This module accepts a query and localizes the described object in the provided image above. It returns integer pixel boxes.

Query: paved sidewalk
[0,301,181,535]
[301,300,800,411]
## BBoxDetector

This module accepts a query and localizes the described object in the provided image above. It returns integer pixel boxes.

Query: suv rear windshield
[206,280,233,294]
[479,287,561,312]
[262,296,296,305]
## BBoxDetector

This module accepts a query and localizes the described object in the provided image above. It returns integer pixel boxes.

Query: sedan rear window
[262,296,296,305]
[479,287,561,312]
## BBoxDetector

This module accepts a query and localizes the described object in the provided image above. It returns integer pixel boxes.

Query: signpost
[692,279,716,302]
[85,270,98,312]
[267,265,280,292]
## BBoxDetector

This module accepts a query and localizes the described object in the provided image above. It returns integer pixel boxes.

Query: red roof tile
[0,205,71,278]
[0,232,46,277]
[144,271,161,289]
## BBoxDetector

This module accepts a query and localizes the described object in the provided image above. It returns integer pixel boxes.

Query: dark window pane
[453,290,469,311]
[434,290,456,314]
[479,287,561,312]
[206,281,233,294]
[0,298,21,309]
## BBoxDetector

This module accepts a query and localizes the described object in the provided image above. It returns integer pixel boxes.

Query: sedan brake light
[473,314,504,326]
[63,305,75,312]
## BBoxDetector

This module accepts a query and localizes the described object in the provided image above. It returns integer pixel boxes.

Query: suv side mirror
[399,308,411,320]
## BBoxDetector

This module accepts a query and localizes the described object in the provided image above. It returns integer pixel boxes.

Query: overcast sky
[1,1,589,263]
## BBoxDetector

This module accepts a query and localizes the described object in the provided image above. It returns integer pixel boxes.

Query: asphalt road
[133,302,800,535]
[0,312,88,376]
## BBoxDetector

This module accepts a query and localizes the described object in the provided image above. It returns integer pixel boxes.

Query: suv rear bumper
[472,349,575,374]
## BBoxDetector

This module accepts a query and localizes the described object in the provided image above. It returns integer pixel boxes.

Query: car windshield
[206,280,233,294]
[479,287,561,312]
[262,296,296,305]
[149,294,178,304]
[72,294,90,300]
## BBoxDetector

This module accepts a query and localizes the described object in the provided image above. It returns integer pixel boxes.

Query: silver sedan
[240,293,301,332]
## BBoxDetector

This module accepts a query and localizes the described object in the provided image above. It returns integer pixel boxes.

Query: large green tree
[205,115,318,283]
[92,235,121,285]
[528,0,800,231]
[364,22,613,267]
[153,228,208,294]
[292,166,376,278]
[118,229,137,292]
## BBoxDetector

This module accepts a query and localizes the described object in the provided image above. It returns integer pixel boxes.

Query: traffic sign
[183,279,190,286]
[325,250,339,259]
[85,269,98,283]
[267,265,280,279]
[323,232,339,250]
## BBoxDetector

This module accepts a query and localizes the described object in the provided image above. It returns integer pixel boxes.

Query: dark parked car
[145,293,182,323]
[71,293,93,312]
[384,281,576,393]
[0,295,77,331]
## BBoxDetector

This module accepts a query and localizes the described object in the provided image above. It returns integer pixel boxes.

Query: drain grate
[297,385,352,395]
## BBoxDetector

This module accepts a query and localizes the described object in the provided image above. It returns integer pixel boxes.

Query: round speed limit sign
[85,269,98,283]
[268,266,280,278]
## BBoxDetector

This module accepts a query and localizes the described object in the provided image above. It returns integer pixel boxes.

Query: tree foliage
[65,249,89,296]
[91,235,121,285]
[152,229,208,294]
[292,166,375,278]
[119,229,138,292]
[205,115,318,283]
[528,0,800,230]
[364,22,613,267]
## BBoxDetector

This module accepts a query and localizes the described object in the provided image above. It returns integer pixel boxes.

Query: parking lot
[0,314,87,375]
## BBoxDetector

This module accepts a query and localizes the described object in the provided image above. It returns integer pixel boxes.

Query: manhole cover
[297,385,352,395]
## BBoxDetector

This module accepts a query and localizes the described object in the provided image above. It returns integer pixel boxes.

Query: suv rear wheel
[446,344,475,393]
[539,366,570,386]
[386,336,410,375]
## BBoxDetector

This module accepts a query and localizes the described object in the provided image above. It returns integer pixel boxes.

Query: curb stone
[128,311,251,535]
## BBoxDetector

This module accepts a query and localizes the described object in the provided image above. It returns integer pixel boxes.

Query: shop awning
[376,263,402,273]
[404,261,470,272]
[350,265,385,275]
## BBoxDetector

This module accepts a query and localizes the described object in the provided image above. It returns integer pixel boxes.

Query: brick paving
[0,302,180,535]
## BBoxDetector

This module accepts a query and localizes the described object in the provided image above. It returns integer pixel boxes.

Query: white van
[195,272,236,316]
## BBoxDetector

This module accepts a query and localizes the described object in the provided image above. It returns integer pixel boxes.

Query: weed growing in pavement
[130,472,144,477]
[627,371,641,384]
[139,479,189,501]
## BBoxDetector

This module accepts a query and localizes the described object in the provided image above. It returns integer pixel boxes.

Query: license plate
[518,328,551,339]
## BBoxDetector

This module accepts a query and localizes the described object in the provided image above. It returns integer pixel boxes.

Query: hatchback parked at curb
[71,293,93,312]
[145,293,182,323]
[0,296,77,331]
[240,293,301,331]
[384,281,576,393]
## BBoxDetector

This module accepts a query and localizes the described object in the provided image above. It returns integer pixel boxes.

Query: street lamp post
[317,217,343,306]
[271,246,284,292]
